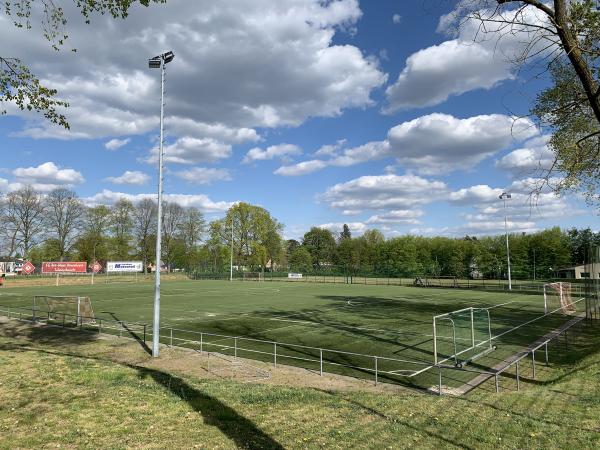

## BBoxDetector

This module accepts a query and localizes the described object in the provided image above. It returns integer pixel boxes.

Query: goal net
[544,282,577,315]
[33,295,96,325]
[433,307,495,367]
[242,272,264,282]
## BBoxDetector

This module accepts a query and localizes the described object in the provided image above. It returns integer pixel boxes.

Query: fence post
[98,319,102,334]
[495,373,499,393]
[234,338,238,357]
[170,328,173,347]
[531,350,536,379]
[200,332,203,353]
[143,324,146,343]
[274,343,277,367]
[119,321,122,338]
[320,349,323,376]
[438,366,442,396]
[516,361,520,391]
[545,341,549,365]
[374,357,378,386]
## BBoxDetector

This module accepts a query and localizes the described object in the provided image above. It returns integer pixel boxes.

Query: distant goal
[242,272,264,282]
[543,282,577,315]
[33,295,96,325]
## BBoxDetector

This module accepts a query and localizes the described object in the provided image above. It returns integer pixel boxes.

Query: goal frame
[432,307,495,367]
[242,272,264,282]
[33,295,95,326]
[543,282,576,315]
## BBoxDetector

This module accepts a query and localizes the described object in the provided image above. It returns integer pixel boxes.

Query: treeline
[1,186,597,279]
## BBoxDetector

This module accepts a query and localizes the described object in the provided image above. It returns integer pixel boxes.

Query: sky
[0,0,597,240]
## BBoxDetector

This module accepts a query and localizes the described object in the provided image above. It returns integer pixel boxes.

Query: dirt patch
[0,317,410,394]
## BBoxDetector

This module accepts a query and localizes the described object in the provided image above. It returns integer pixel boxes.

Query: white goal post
[543,282,577,315]
[33,295,96,325]
[433,307,495,367]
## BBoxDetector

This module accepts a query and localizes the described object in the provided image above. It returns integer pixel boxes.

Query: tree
[4,186,45,258]
[449,1,600,201]
[1,0,165,127]
[339,224,351,242]
[178,207,205,270]
[161,202,184,272]
[110,199,134,259]
[44,188,84,260]
[302,227,336,268]
[289,246,313,273]
[133,198,156,273]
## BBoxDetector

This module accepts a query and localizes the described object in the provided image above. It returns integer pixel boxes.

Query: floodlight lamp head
[148,51,174,69]
[149,56,161,69]
[499,192,511,200]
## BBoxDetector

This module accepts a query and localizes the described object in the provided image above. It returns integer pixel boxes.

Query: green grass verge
[0,319,599,449]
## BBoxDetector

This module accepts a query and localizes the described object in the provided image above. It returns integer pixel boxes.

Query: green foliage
[288,246,312,273]
[302,227,336,268]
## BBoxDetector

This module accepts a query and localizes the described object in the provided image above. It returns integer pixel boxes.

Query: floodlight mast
[149,51,174,358]
[499,192,512,290]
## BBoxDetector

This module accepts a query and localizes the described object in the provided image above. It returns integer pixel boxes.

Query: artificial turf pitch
[0,279,576,389]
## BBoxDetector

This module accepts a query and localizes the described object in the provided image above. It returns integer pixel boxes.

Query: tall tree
[178,207,205,270]
[302,227,336,269]
[339,224,352,242]
[132,198,156,273]
[110,199,135,259]
[161,202,185,272]
[44,188,84,260]
[5,186,45,258]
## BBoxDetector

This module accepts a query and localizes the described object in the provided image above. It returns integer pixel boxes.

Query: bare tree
[133,198,157,273]
[5,186,45,258]
[45,188,84,260]
[0,194,19,257]
[161,202,185,272]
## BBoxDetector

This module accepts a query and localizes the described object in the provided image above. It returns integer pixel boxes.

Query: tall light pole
[230,219,234,282]
[499,192,512,290]
[149,51,175,358]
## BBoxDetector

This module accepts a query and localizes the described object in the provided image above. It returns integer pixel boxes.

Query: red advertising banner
[42,261,87,274]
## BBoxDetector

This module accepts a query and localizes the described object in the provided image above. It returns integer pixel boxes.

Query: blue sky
[1,0,597,239]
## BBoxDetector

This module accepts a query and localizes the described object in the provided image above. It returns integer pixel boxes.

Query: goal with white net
[242,272,264,282]
[33,295,96,325]
[543,282,577,315]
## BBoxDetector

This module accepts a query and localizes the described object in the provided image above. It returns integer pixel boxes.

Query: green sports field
[0,279,583,389]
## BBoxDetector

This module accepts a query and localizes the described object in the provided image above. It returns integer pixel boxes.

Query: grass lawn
[0,279,586,389]
[0,317,598,449]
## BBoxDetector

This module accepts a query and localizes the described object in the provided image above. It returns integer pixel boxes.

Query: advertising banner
[107,261,143,273]
[288,273,303,279]
[42,261,87,273]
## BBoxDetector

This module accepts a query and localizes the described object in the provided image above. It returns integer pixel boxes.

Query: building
[555,264,600,280]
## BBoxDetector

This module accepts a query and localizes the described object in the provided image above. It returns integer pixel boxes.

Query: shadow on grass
[104,311,152,355]
[0,321,284,450]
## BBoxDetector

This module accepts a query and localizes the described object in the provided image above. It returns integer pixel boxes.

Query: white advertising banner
[107,261,143,273]
[288,273,303,279]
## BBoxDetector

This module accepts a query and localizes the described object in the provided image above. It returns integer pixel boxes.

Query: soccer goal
[33,295,96,325]
[433,307,495,367]
[543,282,577,315]
[242,272,264,282]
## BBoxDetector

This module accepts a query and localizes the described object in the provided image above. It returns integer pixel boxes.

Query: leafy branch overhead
[454,0,600,203]
[0,0,165,128]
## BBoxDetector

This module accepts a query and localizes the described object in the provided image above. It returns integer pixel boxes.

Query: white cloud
[449,185,504,205]
[320,174,447,210]
[0,178,8,192]
[84,189,233,213]
[318,222,369,235]
[496,135,555,177]
[12,162,84,191]
[384,3,552,112]
[145,137,232,165]
[366,209,423,224]
[104,138,131,151]
[175,167,232,185]
[392,14,402,24]
[275,113,537,176]
[387,113,537,174]
[105,171,150,186]
[3,0,385,144]
[243,144,303,164]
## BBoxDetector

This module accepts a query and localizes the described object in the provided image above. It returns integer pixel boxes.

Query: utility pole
[499,192,512,290]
